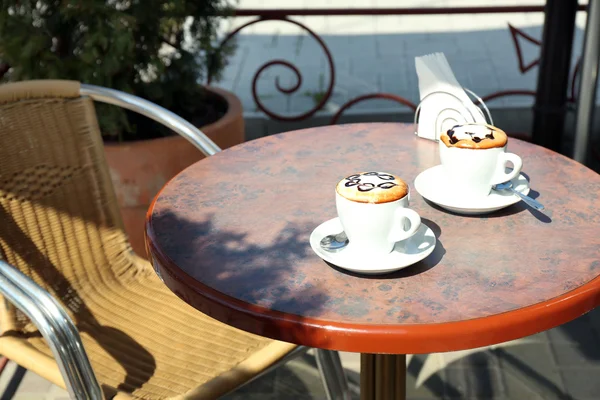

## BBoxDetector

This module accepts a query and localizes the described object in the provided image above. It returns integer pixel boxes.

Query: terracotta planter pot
[103,86,244,258]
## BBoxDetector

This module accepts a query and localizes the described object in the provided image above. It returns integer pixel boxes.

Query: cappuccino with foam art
[440,123,507,149]
[438,123,523,198]
[335,172,420,256]
[336,172,408,204]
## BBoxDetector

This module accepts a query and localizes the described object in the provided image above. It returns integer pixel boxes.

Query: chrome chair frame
[0,260,103,400]
[79,85,221,157]
[0,84,350,400]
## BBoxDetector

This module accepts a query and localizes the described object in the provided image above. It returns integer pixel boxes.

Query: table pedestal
[361,354,406,400]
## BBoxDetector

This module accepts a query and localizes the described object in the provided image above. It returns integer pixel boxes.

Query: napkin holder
[413,88,494,141]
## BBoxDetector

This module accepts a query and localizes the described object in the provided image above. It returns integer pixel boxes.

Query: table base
[361,354,406,400]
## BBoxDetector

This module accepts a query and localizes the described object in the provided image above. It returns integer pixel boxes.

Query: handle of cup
[388,208,421,243]
[492,152,523,185]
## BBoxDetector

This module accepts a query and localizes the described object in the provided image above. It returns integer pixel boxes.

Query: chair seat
[1,259,295,399]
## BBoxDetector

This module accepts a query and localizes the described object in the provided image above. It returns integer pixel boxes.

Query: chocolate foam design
[343,172,398,192]
[447,125,495,145]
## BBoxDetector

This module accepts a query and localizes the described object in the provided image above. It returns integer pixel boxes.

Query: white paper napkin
[415,52,487,141]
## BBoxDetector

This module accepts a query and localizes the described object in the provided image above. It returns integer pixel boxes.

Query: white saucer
[309,218,436,275]
[414,165,531,215]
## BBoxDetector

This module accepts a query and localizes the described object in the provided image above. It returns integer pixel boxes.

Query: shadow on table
[421,170,552,223]
[489,188,551,224]
[152,211,599,400]
[423,187,551,224]
[151,210,333,347]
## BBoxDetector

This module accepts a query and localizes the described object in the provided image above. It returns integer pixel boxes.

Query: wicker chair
[0,80,349,399]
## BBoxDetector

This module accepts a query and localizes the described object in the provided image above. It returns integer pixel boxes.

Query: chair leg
[315,349,352,400]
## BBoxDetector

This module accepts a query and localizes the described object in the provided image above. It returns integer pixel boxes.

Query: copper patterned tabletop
[146,123,600,354]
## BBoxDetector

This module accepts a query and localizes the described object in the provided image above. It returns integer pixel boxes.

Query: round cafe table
[145,123,600,400]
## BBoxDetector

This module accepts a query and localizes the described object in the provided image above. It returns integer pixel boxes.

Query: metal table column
[573,0,600,164]
[531,0,578,152]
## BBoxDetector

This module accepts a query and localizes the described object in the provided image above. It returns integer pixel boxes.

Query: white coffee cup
[438,124,523,198]
[335,172,421,256]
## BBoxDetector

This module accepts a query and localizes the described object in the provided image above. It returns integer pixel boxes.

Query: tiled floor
[4,307,600,399]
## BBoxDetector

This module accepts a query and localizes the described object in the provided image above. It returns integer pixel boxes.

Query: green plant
[0,0,236,141]
[303,90,327,106]
[304,73,328,106]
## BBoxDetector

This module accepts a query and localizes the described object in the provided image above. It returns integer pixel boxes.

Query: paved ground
[3,306,600,399]
[216,0,592,118]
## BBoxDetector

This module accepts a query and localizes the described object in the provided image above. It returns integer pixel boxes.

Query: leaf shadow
[150,209,333,347]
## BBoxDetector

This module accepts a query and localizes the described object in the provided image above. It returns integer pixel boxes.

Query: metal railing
[208,4,589,127]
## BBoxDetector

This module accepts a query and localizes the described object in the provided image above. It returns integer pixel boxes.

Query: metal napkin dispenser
[414,53,493,141]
